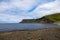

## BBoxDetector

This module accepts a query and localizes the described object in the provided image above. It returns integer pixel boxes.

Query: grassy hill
[20,13,60,24]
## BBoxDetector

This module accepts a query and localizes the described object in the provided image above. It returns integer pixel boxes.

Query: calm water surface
[0,23,60,31]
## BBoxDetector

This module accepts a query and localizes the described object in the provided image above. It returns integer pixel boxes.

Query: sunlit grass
[45,13,60,23]
[21,13,60,24]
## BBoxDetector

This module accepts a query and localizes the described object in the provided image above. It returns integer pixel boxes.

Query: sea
[0,23,60,32]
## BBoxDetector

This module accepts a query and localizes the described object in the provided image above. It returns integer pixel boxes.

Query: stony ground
[0,28,60,40]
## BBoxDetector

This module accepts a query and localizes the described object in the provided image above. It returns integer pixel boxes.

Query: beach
[0,28,60,40]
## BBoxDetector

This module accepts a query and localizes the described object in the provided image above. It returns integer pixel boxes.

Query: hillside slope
[20,13,60,23]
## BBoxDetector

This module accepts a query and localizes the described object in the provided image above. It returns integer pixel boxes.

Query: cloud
[0,0,60,23]
[0,0,40,23]
[30,0,60,18]
[0,0,40,11]
[0,13,23,23]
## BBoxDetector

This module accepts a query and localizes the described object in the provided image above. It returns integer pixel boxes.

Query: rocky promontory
[20,13,60,24]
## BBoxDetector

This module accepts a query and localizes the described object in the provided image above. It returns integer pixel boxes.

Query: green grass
[21,13,60,24]
[44,13,60,23]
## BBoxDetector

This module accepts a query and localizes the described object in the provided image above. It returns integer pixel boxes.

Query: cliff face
[20,13,60,23]
[20,17,54,23]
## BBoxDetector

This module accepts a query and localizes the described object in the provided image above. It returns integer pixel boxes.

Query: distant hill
[20,13,60,23]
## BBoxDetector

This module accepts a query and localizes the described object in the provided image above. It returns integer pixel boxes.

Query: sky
[0,0,60,23]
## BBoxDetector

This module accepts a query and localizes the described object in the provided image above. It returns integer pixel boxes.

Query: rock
[20,13,60,24]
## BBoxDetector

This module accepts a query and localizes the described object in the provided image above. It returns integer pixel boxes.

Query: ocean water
[0,23,60,32]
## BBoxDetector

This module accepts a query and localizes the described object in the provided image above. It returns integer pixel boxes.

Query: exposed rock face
[20,17,54,23]
[20,13,60,23]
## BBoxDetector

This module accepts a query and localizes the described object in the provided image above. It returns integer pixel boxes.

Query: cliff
[20,13,60,23]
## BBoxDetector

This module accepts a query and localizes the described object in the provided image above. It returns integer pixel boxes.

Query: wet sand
[0,28,60,40]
